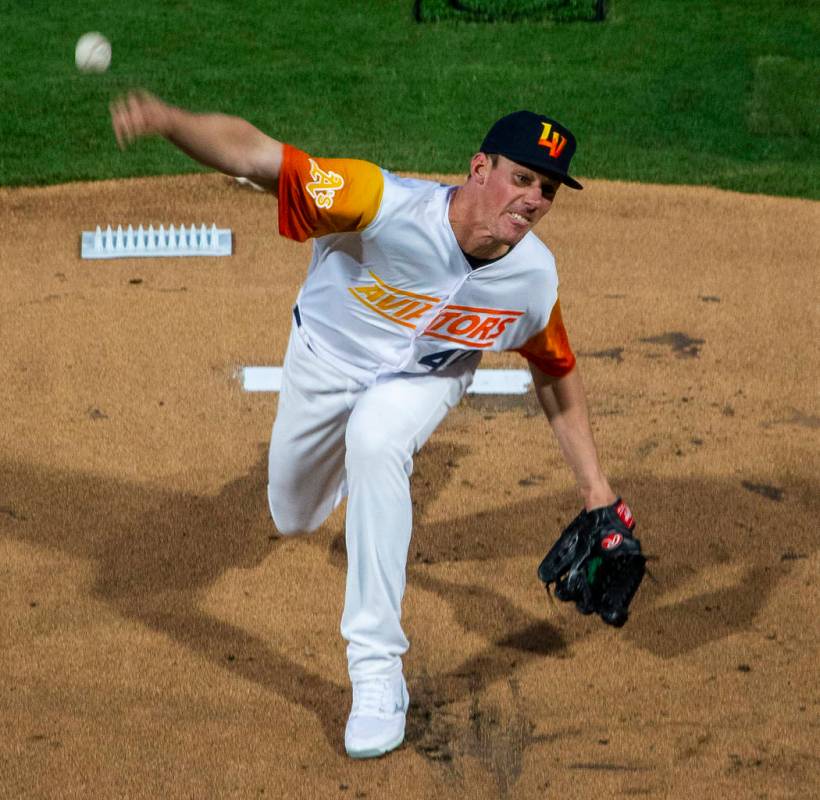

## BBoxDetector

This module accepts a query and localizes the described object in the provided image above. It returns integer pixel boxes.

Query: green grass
[748,56,819,138]
[0,0,817,198]
[415,0,601,23]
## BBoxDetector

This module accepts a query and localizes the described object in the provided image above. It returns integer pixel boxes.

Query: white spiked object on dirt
[81,224,232,259]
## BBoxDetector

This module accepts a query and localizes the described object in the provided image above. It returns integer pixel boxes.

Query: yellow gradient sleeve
[278,144,384,242]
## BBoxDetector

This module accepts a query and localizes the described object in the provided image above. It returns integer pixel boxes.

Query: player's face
[478,155,560,247]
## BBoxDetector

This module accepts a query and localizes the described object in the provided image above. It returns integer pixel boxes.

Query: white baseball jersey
[277,145,576,384]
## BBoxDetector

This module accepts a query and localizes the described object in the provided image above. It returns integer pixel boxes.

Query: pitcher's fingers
[125,93,149,136]
[116,99,140,146]
[109,99,130,149]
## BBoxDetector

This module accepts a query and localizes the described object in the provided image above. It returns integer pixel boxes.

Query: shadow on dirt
[1,443,816,766]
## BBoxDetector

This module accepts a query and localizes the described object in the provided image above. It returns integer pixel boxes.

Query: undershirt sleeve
[277,144,384,242]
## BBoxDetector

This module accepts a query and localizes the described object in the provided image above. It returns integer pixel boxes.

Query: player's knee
[270,516,311,537]
[267,484,317,537]
[345,422,407,474]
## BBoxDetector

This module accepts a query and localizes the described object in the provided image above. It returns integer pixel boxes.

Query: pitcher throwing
[110,92,640,758]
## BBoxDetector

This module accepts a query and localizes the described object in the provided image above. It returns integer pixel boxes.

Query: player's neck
[448,186,511,261]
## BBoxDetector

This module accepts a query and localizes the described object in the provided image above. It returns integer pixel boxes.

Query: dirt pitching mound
[1,174,817,798]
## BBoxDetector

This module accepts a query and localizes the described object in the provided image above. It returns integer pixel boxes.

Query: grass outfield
[0,0,817,198]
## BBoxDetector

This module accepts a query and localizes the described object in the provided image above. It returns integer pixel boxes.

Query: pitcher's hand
[110,91,173,149]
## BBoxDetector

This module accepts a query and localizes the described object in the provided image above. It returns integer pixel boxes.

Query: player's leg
[267,323,360,535]
[340,358,477,757]
[340,356,479,679]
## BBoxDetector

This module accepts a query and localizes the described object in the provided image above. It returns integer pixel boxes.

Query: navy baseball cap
[481,110,583,190]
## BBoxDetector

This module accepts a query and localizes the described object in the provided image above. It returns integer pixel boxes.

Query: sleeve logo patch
[537,123,567,159]
[306,159,345,209]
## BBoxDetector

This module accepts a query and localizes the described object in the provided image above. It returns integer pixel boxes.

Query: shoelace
[351,679,397,716]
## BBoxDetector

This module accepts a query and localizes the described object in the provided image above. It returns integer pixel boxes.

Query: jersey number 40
[418,349,476,372]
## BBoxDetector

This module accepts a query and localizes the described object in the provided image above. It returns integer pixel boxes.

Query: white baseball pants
[267,321,476,681]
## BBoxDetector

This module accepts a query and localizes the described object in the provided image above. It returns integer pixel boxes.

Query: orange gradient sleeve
[514,299,576,377]
[277,144,384,242]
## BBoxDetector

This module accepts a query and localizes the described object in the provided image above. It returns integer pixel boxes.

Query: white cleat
[344,673,409,759]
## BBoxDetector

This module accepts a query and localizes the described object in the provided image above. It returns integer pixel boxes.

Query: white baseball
[75,32,111,73]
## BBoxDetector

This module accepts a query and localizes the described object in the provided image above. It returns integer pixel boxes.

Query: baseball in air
[75,32,111,73]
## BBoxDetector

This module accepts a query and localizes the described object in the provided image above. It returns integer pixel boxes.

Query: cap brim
[560,175,583,190]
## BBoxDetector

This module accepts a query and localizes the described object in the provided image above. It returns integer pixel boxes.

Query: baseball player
[110,93,632,759]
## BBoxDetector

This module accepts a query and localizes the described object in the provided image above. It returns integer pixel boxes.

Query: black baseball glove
[538,498,645,627]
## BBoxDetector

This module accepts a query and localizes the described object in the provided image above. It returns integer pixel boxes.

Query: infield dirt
[1,174,818,799]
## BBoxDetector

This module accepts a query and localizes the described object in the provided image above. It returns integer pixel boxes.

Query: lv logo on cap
[537,123,567,158]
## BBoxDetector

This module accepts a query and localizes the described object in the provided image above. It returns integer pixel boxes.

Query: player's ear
[470,152,491,184]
